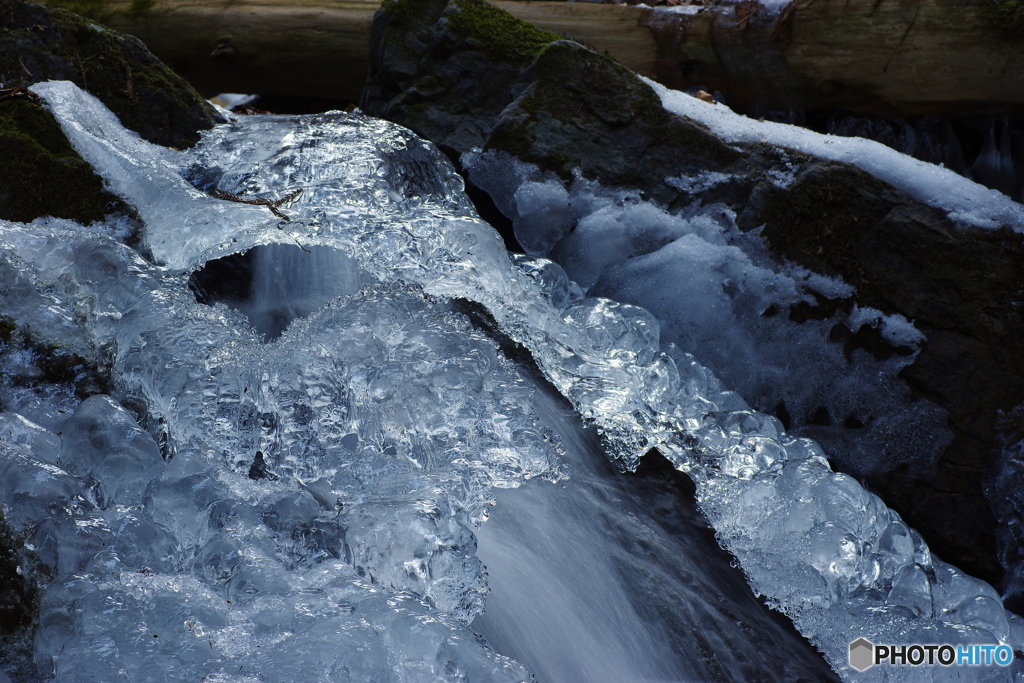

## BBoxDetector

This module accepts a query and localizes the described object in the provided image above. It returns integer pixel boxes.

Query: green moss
[447,0,559,65]
[0,98,119,224]
[382,0,559,65]
[42,5,212,146]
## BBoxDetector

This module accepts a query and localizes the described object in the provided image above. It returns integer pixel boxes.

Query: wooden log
[77,0,380,101]
[58,0,1024,117]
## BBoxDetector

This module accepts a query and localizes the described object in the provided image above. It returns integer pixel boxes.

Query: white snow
[644,76,1024,231]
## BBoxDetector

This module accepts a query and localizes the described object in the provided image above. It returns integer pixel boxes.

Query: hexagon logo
[849,638,875,672]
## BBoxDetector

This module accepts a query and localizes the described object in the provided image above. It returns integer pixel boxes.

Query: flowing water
[0,81,1021,682]
[473,386,838,682]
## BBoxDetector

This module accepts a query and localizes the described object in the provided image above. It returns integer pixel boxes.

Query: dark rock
[0,0,218,149]
[361,0,560,157]
[362,0,1024,585]
[0,0,219,226]
[486,40,743,204]
[752,161,1024,581]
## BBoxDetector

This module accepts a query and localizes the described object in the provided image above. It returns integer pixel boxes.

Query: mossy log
[39,0,1024,117]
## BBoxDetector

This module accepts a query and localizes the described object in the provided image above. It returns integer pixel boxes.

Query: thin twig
[17,56,33,81]
[209,188,303,221]
[0,86,41,104]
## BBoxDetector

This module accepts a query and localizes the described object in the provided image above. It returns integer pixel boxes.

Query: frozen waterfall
[0,80,1020,682]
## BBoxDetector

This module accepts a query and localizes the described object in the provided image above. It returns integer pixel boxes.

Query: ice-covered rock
[647,78,1024,231]
[0,442,78,534]
[0,413,61,465]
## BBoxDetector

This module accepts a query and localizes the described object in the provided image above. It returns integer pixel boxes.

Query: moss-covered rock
[364,0,754,199]
[0,0,218,150]
[0,96,124,224]
[0,0,218,225]
[486,40,743,202]
[361,0,560,155]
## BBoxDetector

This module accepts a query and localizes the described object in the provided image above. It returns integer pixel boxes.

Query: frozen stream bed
[0,81,1021,681]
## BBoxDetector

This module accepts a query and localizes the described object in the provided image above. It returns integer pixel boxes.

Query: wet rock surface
[364,0,1024,585]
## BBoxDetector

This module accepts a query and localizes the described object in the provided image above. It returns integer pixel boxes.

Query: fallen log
[42,0,1024,117]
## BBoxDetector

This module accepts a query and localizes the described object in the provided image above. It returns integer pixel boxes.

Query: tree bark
[68,0,1024,117]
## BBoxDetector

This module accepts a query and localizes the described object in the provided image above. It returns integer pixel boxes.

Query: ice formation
[0,80,1020,681]
[463,151,948,487]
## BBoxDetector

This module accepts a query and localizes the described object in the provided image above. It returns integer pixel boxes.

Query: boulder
[361,0,560,156]
[0,0,220,226]
[748,161,1024,583]
[363,0,1024,585]
[1,0,218,149]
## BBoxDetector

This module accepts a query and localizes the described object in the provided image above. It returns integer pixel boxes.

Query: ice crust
[0,80,1017,680]
[464,150,947,487]
[644,77,1024,231]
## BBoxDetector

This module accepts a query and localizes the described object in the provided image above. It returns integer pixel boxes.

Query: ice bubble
[512,180,572,254]
[886,563,934,618]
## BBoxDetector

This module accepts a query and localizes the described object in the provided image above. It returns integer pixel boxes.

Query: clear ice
[0,80,1019,681]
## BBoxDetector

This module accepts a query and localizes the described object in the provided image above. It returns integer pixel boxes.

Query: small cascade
[191,244,368,340]
[474,386,838,682]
